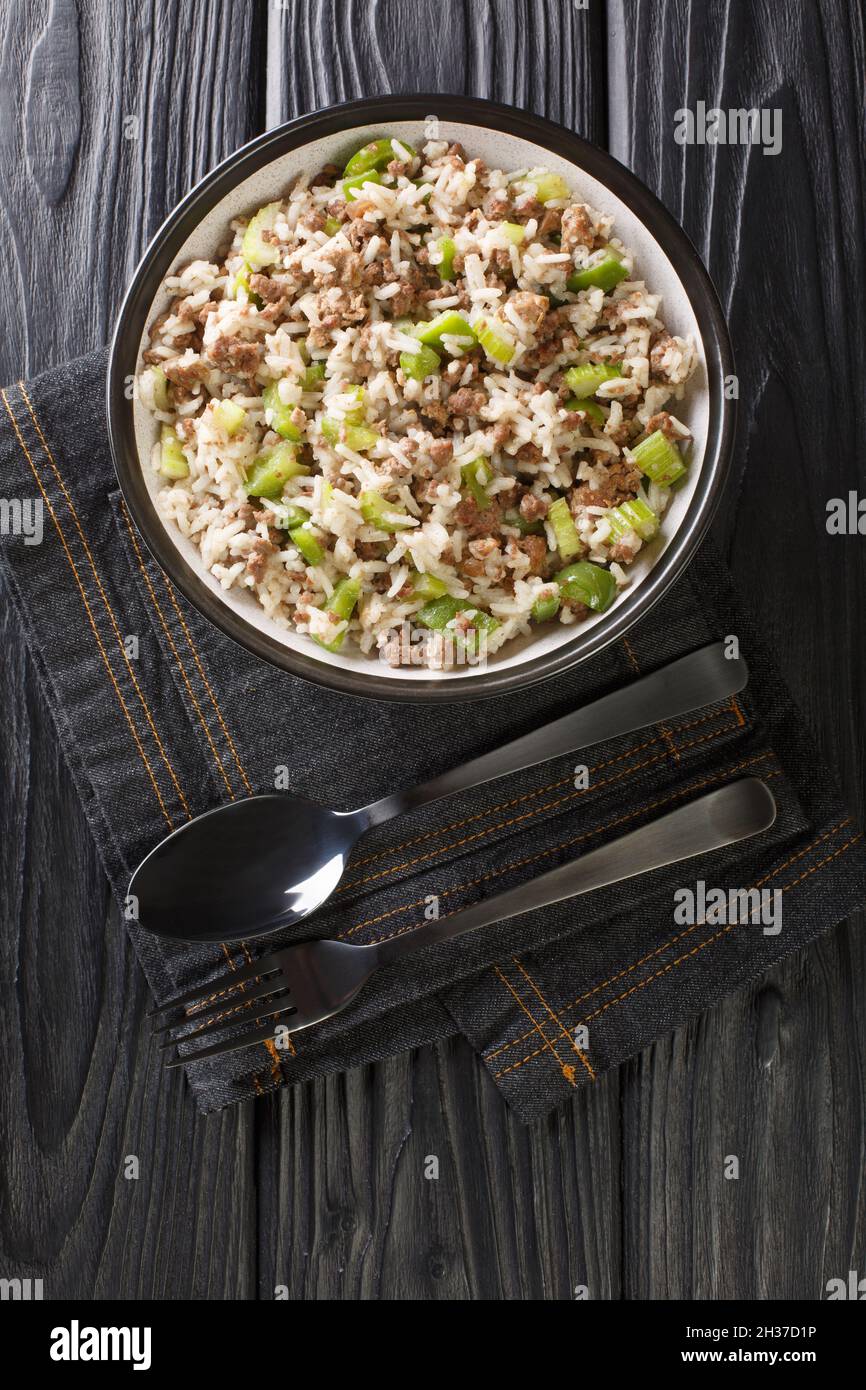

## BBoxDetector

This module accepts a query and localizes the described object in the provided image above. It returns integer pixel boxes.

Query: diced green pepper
[212,400,247,437]
[503,509,545,536]
[606,497,659,543]
[437,236,456,281]
[417,311,476,351]
[631,430,688,487]
[408,570,448,600]
[343,137,415,178]
[415,595,500,655]
[461,457,492,509]
[547,496,582,560]
[159,424,189,479]
[301,362,326,391]
[531,172,570,204]
[289,525,325,566]
[567,253,628,293]
[564,395,605,424]
[475,318,515,365]
[502,222,525,245]
[244,443,309,498]
[263,382,304,442]
[341,170,383,200]
[556,560,617,612]
[314,576,361,653]
[399,343,441,381]
[359,490,414,531]
[241,202,282,271]
[563,362,622,398]
[149,366,169,412]
[531,590,561,623]
[275,503,312,529]
[323,216,342,237]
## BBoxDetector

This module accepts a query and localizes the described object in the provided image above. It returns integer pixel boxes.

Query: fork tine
[164,1015,297,1068]
[151,972,289,1036]
[157,988,293,1050]
[147,948,283,1019]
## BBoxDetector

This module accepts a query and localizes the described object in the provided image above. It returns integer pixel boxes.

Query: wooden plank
[608,0,866,1298]
[0,0,265,1299]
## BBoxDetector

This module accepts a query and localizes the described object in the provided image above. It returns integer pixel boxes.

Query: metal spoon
[129,642,747,944]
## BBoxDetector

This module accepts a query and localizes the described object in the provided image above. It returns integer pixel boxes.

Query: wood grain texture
[609,0,866,1298]
[0,0,265,1301]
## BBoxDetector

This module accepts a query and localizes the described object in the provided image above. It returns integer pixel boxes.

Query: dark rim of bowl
[108,93,735,704]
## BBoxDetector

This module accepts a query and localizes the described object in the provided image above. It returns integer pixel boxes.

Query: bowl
[108,94,735,702]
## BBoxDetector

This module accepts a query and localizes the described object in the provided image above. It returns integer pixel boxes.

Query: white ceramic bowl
[108,96,734,702]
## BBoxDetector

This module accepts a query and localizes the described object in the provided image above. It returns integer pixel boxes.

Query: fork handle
[361,644,748,827]
[373,779,776,968]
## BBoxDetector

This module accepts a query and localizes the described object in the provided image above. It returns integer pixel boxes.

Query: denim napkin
[1,348,863,1119]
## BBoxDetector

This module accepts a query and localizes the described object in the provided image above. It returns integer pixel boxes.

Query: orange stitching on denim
[493,966,577,1087]
[345,753,774,948]
[487,809,844,1063]
[621,636,680,763]
[1,390,175,830]
[512,958,595,1082]
[19,384,190,818]
[349,703,738,873]
[339,719,745,896]
[120,505,237,801]
[730,694,745,728]
[494,817,857,1080]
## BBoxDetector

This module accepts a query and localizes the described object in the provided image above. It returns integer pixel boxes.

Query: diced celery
[314,577,361,653]
[344,425,379,452]
[359,490,414,531]
[341,170,383,200]
[417,311,476,351]
[263,382,304,442]
[415,595,500,655]
[323,216,342,236]
[567,253,628,293]
[564,395,605,424]
[502,222,525,245]
[632,430,687,487]
[461,457,492,509]
[244,443,309,499]
[475,318,515,365]
[437,236,456,281]
[409,570,448,600]
[547,496,582,560]
[289,525,325,566]
[556,560,617,612]
[532,172,570,204]
[399,343,441,381]
[149,366,169,412]
[563,362,622,398]
[212,400,246,437]
[531,590,561,623]
[606,497,659,543]
[302,362,326,391]
[241,202,282,271]
[159,425,189,479]
[343,137,415,177]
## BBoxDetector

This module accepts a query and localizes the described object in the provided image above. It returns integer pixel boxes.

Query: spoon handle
[362,643,747,827]
[373,778,776,967]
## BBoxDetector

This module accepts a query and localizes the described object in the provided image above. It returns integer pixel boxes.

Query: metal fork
[152,778,776,1067]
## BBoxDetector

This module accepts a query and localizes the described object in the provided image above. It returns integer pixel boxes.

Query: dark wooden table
[1,0,863,1300]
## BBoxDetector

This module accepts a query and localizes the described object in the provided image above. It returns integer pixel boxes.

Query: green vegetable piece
[276,504,312,529]
[244,443,309,499]
[606,497,659,543]
[343,137,415,178]
[341,170,383,200]
[159,425,189,479]
[531,590,561,623]
[531,172,570,204]
[241,202,282,271]
[567,253,628,293]
[399,344,441,381]
[415,595,500,656]
[437,236,456,281]
[263,382,304,442]
[212,400,246,437]
[314,576,361,653]
[149,366,169,412]
[344,425,379,453]
[302,362,326,391]
[631,430,688,487]
[461,457,492,509]
[233,267,263,307]
[475,317,515,365]
[501,222,525,245]
[289,525,325,566]
[408,570,448,600]
[417,311,476,350]
[504,509,544,536]
[359,490,414,531]
[564,395,605,425]
[563,362,622,398]
[547,496,582,560]
[556,560,617,613]
[323,216,342,236]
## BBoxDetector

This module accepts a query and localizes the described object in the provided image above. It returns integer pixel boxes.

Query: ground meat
[645,410,688,440]
[606,417,640,447]
[519,306,567,369]
[299,209,327,233]
[468,536,500,560]
[387,159,414,177]
[420,399,449,428]
[649,332,675,379]
[604,455,641,502]
[248,274,285,304]
[508,291,549,336]
[314,287,368,331]
[519,492,549,522]
[447,386,487,418]
[355,541,384,560]
[453,498,502,537]
[246,537,276,581]
[491,420,512,448]
[428,438,453,465]
[570,484,615,512]
[343,219,377,250]
[512,195,545,222]
[207,336,263,377]
[311,248,363,290]
[162,355,210,387]
[562,410,587,430]
[562,597,590,619]
[326,198,348,220]
[609,541,638,563]
[560,204,595,253]
[514,534,547,575]
[538,207,562,239]
[514,441,544,469]
[310,163,340,187]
